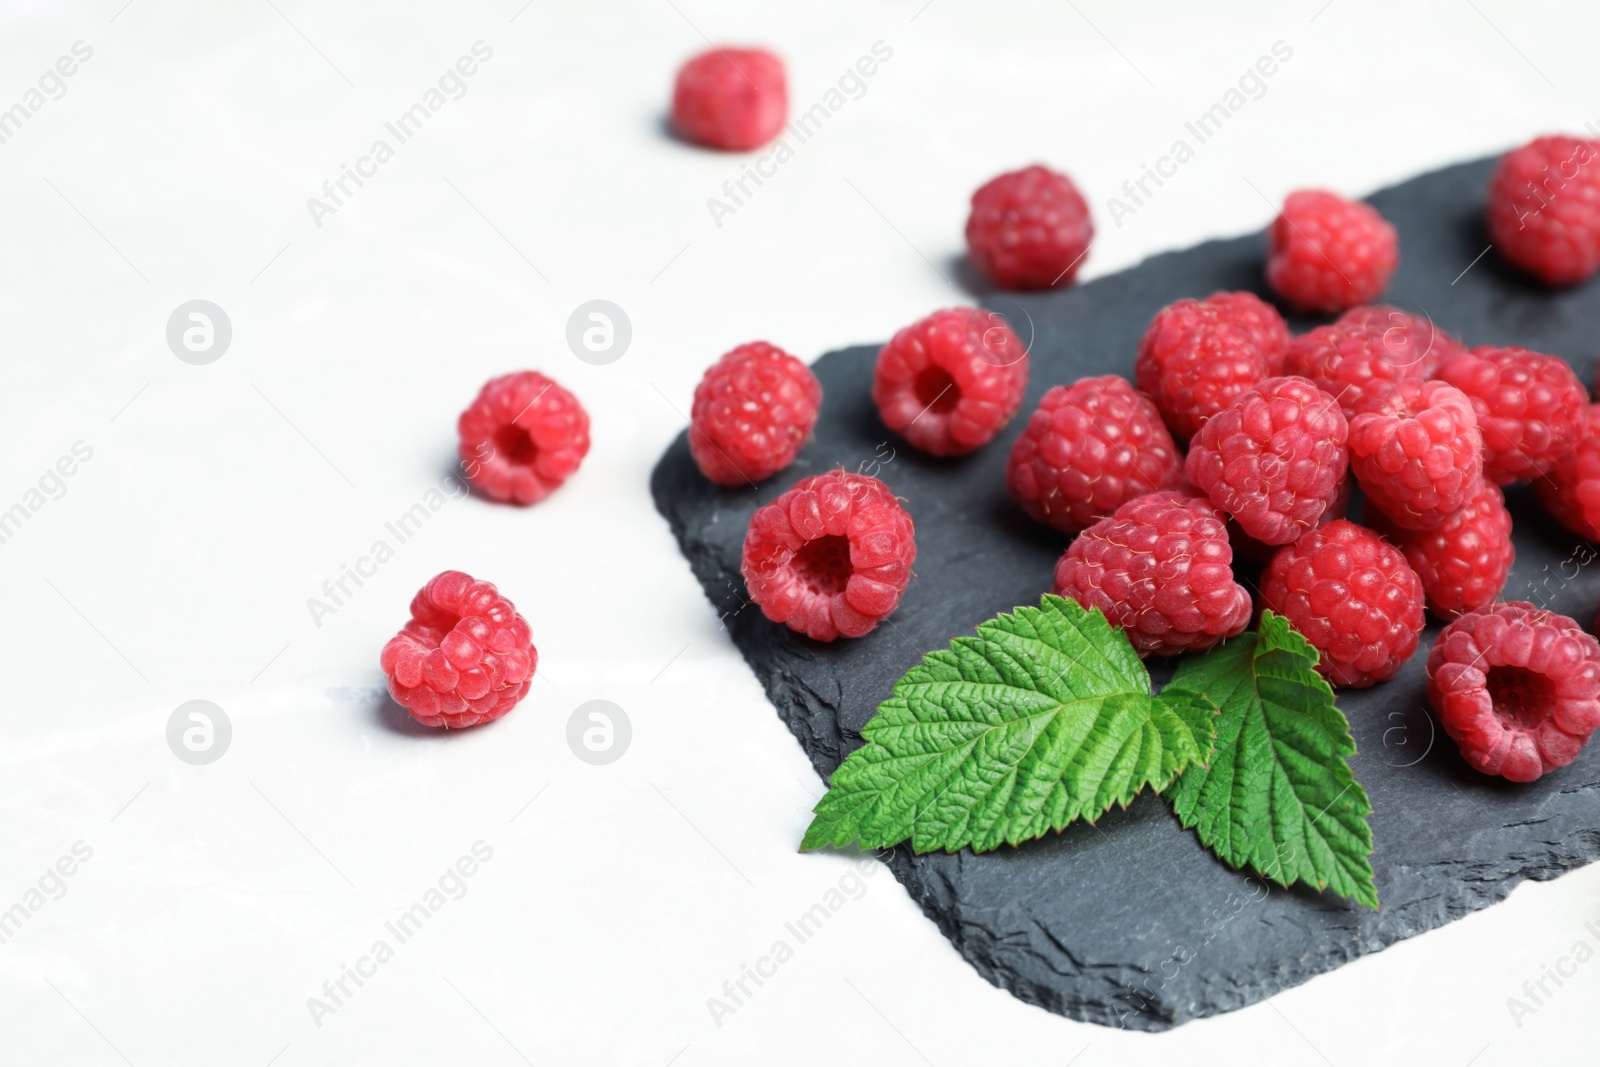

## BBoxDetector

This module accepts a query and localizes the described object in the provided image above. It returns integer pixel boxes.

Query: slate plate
[651,156,1600,1030]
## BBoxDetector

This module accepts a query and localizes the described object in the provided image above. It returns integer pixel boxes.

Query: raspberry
[1261,520,1425,689]
[1369,480,1513,618]
[1433,345,1588,485]
[1427,602,1600,781]
[964,165,1094,290]
[872,307,1028,456]
[1346,380,1483,530]
[1266,190,1398,313]
[1535,404,1600,538]
[1184,375,1349,546]
[380,571,536,728]
[1005,375,1182,533]
[1486,135,1600,286]
[1135,293,1284,440]
[458,371,591,505]
[1337,305,1465,379]
[1284,321,1425,419]
[670,47,786,151]
[741,470,915,641]
[1227,474,1348,566]
[1052,490,1252,657]
[688,342,821,487]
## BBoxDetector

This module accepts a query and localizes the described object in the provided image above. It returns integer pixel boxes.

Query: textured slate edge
[650,156,1600,1030]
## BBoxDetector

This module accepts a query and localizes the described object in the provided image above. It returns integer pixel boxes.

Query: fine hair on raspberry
[1135,292,1287,441]
[1433,344,1588,485]
[1427,602,1600,781]
[871,307,1029,456]
[741,470,915,641]
[380,570,537,728]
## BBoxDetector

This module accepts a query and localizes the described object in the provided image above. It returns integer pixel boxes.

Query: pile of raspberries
[380,49,1600,787]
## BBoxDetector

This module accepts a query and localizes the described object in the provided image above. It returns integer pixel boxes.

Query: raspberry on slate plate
[1486,135,1600,286]
[458,371,591,505]
[670,46,787,151]
[1052,490,1252,658]
[871,307,1029,457]
[1284,320,1425,420]
[1005,375,1182,534]
[1428,602,1600,782]
[1261,519,1425,689]
[1433,344,1588,485]
[1184,375,1349,547]
[1267,189,1398,313]
[381,571,537,729]
[1536,403,1600,539]
[1337,304,1466,379]
[1369,479,1513,619]
[964,164,1094,290]
[1346,379,1483,531]
[689,341,821,487]
[741,470,915,642]
[1135,292,1288,441]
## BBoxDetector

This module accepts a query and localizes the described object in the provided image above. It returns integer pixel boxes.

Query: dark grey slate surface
[650,156,1600,1030]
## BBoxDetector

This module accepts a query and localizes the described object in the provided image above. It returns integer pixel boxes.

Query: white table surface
[3,1,1597,1064]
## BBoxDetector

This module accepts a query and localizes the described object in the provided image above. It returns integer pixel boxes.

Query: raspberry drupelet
[1536,404,1600,539]
[1261,519,1425,689]
[1369,480,1513,619]
[740,470,915,641]
[670,47,786,151]
[689,341,822,486]
[380,571,537,728]
[1266,190,1399,313]
[1428,602,1600,781]
[1135,292,1288,441]
[1346,379,1483,531]
[1184,375,1349,547]
[1005,375,1182,533]
[1284,320,1426,420]
[1052,490,1252,657]
[871,307,1029,456]
[1486,135,1600,286]
[1337,305,1466,380]
[964,164,1094,290]
[1433,345,1588,485]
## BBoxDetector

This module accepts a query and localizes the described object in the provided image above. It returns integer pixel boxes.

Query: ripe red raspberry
[1427,602,1600,781]
[1433,345,1588,485]
[1266,190,1398,313]
[1005,375,1182,533]
[1535,404,1600,538]
[1337,305,1466,380]
[1369,480,1513,619]
[458,371,590,505]
[1226,474,1349,566]
[741,471,915,641]
[964,165,1094,290]
[1486,135,1600,286]
[1284,321,1425,419]
[670,47,786,151]
[872,307,1028,456]
[1347,379,1483,530]
[688,342,821,487]
[1184,375,1349,546]
[1053,490,1251,657]
[1135,293,1284,440]
[380,570,536,728]
[1261,519,1425,688]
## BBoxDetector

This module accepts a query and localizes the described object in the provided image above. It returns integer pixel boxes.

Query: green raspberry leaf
[801,595,1217,855]
[1166,611,1379,909]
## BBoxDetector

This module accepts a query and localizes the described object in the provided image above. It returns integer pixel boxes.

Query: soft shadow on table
[370,687,441,738]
